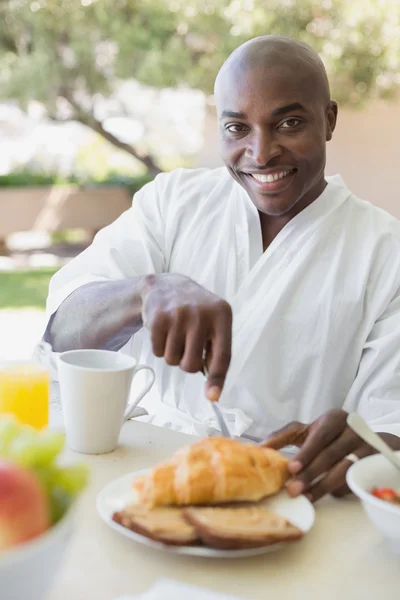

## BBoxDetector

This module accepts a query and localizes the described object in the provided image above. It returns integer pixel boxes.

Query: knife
[202,359,232,438]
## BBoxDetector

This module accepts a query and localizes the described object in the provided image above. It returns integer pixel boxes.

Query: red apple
[0,460,50,551]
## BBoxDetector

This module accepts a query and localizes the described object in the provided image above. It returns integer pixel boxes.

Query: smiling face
[216,58,337,218]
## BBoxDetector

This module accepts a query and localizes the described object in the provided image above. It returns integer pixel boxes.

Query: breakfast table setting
[1,347,400,600]
[48,419,399,600]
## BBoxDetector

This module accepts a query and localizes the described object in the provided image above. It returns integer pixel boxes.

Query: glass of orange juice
[0,361,49,429]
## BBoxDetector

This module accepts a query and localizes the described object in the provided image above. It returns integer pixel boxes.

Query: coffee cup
[58,349,155,454]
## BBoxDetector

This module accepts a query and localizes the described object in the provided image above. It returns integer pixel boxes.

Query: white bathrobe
[46,168,400,439]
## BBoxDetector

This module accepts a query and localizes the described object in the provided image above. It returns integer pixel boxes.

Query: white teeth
[252,170,292,183]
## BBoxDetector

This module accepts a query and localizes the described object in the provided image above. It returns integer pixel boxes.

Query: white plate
[96,469,315,558]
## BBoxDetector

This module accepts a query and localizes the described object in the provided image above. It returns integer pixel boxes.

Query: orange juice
[0,363,49,429]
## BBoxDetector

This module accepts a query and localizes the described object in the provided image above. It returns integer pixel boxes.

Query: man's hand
[263,409,400,502]
[140,274,232,401]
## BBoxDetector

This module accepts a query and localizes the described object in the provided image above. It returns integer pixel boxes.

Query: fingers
[261,421,310,450]
[152,308,189,365]
[150,312,169,357]
[151,305,206,368]
[205,301,232,401]
[290,409,347,473]
[331,483,350,498]
[164,323,186,366]
[143,274,233,394]
[149,300,232,401]
[286,426,361,496]
[306,443,374,503]
[180,316,206,374]
[277,410,392,503]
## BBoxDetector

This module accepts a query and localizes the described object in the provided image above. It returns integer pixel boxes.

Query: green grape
[34,465,56,494]
[6,426,66,469]
[35,430,65,466]
[33,465,72,524]
[0,414,21,452]
[7,429,41,467]
[52,464,89,495]
[49,487,71,524]
[19,424,37,436]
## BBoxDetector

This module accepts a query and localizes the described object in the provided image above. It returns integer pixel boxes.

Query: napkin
[116,578,249,600]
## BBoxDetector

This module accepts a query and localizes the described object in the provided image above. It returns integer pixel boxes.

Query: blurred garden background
[1,0,400,359]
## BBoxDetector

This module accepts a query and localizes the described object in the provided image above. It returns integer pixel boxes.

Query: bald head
[215,35,330,105]
[215,35,338,220]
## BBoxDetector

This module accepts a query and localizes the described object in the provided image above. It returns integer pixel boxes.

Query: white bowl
[346,451,400,554]
[0,504,75,600]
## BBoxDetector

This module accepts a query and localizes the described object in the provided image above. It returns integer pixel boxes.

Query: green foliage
[0,0,399,107]
[0,168,153,197]
[0,0,398,166]
[0,170,78,187]
[88,172,154,197]
[0,268,58,310]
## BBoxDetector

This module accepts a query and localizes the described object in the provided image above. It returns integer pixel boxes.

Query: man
[44,36,400,502]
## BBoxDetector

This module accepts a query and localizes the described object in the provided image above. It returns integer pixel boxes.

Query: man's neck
[260,218,288,251]
[259,179,328,251]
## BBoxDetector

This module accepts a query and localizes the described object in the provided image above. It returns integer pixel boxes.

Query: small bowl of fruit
[0,415,88,600]
[346,451,400,554]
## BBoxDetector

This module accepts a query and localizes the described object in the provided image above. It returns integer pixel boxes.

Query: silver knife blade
[211,401,232,438]
[202,359,232,438]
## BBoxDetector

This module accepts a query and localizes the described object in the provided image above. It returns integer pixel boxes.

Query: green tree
[0,0,399,173]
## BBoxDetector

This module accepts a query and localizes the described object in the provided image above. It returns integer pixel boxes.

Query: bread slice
[112,505,199,546]
[183,506,303,550]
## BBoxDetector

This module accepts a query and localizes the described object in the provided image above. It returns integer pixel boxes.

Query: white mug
[58,349,155,454]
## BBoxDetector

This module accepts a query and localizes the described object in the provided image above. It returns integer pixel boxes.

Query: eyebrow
[220,103,307,121]
[220,110,246,120]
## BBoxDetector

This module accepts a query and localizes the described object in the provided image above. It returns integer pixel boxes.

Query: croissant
[132,437,289,507]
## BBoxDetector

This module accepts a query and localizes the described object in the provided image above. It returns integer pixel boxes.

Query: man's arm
[45,273,233,401]
[44,175,166,352]
[43,172,232,399]
[44,278,145,353]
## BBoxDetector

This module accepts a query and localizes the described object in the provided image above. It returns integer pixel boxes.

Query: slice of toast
[183,505,303,550]
[112,505,199,546]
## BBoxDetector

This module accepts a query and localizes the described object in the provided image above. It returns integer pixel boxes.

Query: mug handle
[124,365,155,421]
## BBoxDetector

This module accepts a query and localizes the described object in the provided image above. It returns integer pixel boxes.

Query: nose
[245,129,283,165]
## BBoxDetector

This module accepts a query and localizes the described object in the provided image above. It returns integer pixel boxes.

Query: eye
[279,118,302,129]
[225,123,247,134]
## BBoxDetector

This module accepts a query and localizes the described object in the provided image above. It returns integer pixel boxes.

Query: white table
[49,421,399,600]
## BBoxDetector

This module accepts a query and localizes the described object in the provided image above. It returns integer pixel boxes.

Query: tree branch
[78,112,163,175]
[60,89,163,175]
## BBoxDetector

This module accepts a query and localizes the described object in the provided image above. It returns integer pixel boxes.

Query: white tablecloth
[117,578,248,600]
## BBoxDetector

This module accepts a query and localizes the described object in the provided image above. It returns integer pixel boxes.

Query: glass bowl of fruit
[0,415,88,600]
[346,451,400,554]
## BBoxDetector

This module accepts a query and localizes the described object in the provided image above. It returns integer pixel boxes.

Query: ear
[326,100,338,141]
